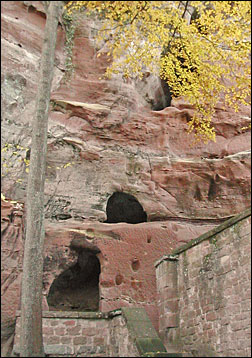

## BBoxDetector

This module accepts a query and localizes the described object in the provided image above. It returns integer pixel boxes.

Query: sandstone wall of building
[156,208,251,357]
[12,307,167,357]
[12,311,139,357]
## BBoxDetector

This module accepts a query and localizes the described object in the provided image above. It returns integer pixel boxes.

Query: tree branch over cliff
[65,1,251,143]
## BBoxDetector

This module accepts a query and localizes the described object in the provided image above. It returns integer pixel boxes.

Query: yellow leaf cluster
[1,192,23,208]
[1,193,8,202]
[65,1,251,142]
[55,161,75,171]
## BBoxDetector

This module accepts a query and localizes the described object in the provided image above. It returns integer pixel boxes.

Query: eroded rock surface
[1,199,24,356]
[1,1,250,223]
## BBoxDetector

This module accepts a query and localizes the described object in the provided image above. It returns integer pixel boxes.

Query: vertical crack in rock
[194,185,203,201]
[208,178,218,201]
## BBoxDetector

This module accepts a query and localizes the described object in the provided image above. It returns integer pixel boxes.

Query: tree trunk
[19,2,63,357]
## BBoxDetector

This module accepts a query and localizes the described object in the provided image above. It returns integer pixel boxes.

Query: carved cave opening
[152,78,172,111]
[47,250,101,312]
[105,191,147,224]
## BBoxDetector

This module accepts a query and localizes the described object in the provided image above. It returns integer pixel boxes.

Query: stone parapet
[13,311,112,357]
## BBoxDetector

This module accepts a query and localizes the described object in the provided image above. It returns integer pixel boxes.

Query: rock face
[1,199,24,355]
[42,219,218,332]
[1,2,250,223]
[1,1,251,354]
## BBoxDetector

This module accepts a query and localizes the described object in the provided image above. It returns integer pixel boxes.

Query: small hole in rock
[131,259,140,272]
[115,274,123,285]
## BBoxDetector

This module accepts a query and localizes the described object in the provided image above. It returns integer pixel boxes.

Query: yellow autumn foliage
[65,1,251,142]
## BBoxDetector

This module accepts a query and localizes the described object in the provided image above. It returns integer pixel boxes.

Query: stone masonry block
[160,313,178,329]
[159,274,169,290]
[231,319,250,332]
[44,344,74,355]
[44,336,60,345]
[73,336,88,345]
[67,325,81,336]
[50,320,59,327]
[63,319,76,326]
[76,345,98,355]
[42,326,54,335]
[42,319,50,327]
[163,287,178,301]
[205,311,217,322]
[159,260,170,277]
[164,299,179,314]
[93,337,105,345]
[82,327,99,336]
[229,294,242,305]
[93,319,108,329]
[54,327,66,336]
[60,336,72,344]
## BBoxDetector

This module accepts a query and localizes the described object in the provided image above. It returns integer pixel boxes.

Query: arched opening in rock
[47,250,101,311]
[151,78,172,111]
[105,192,147,224]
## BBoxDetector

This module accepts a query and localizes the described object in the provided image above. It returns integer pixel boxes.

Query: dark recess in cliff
[47,250,101,311]
[104,192,147,224]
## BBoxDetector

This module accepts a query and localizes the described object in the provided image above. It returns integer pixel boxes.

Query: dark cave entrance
[151,78,172,111]
[104,192,147,224]
[47,250,101,312]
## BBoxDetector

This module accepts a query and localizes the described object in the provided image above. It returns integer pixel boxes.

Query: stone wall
[155,208,251,357]
[12,308,167,357]
[12,311,138,357]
